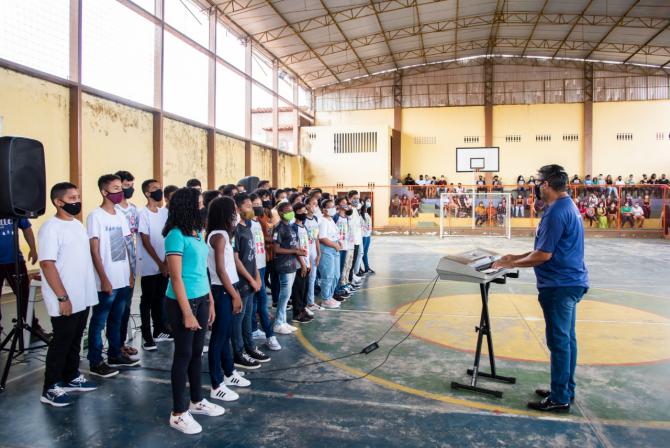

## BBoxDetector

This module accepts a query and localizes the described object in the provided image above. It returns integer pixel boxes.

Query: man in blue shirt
[493,164,589,413]
[0,217,50,340]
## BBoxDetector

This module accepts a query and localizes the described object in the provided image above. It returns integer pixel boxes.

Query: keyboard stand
[450,279,517,398]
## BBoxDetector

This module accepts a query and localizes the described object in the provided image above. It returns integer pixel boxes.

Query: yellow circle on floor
[393,294,670,365]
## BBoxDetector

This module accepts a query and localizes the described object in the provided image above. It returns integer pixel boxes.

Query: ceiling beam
[520,0,550,57]
[260,0,341,83]
[317,0,371,76]
[369,0,399,69]
[552,0,595,58]
[623,20,670,63]
[583,0,640,60]
[413,0,428,64]
[486,0,506,57]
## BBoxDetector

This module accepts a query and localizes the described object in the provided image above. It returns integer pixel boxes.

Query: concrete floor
[1,235,669,447]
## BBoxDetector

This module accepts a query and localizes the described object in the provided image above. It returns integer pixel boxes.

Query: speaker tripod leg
[0,327,20,392]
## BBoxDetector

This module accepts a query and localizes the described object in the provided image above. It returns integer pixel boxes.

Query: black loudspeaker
[237,176,260,193]
[0,136,46,218]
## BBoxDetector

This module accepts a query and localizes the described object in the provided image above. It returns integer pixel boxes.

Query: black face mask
[262,200,272,209]
[295,213,307,222]
[253,206,264,217]
[123,187,134,199]
[345,209,353,216]
[60,201,82,216]
[149,189,163,202]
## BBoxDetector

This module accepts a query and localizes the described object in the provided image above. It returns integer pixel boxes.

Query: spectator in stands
[486,201,496,226]
[658,173,669,185]
[416,175,425,186]
[605,175,617,198]
[475,201,486,227]
[632,202,645,228]
[621,201,634,228]
[390,194,400,217]
[642,194,651,219]
[577,201,587,220]
[492,175,503,192]
[403,174,416,185]
[476,175,486,193]
[410,194,421,218]
[497,198,507,225]
[584,175,593,187]
[607,201,618,228]
[584,203,597,227]
[514,194,525,217]
[463,195,473,217]
[436,175,447,196]
[516,175,526,196]
[400,194,410,217]
[596,201,607,229]
[571,175,581,185]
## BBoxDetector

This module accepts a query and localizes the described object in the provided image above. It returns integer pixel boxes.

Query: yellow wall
[277,152,292,188]
[593,101,670,178]
[0,68,70,262]
[215,133,245,187]
[251,144,273,182]
[163,117,207,188]
[493,103,583,180]
[81,94,153,217]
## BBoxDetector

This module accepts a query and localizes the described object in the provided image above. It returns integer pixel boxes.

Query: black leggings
[166,295,209,413]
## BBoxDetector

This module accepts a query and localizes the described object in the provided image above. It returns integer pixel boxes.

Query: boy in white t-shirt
[303,195,321,312]
[137,179,170,351]
[86,174,138,378]
[114,170,139,359]
[39,182,99,407]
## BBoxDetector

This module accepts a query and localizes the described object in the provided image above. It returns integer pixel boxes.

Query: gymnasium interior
[1,0,670,447]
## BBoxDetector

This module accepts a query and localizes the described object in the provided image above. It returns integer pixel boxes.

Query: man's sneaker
[107,355,140,368]
[155,332,173,342]
[89,362,119,378]
[33,326,53,343]
[333,294,348,302]
[62,374,97,392]
[203,345,209,354]
[265,336,282,351]
[169,411,202,434]
[252,329,266,340]
[247,346,271,363]
[535,389,575,403]
[304,307,314,317]
[190,398,225,416]
[40,385,72,407]
[294,312,313,323]
[210,384,239,402]
[322,299,341,309]
[234,353,261,370]
[286,323,298,332]
[307,303,323,311]
[273,323,292,335]
[527,397,570,413]
[224,370,251,387]
[365,268,375,275]
[143,340,158,351]
[352,275,363,283]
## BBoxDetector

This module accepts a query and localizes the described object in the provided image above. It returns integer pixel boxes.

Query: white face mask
[365,200,371,208]
[327,207,337,217]
[279,198,288,204]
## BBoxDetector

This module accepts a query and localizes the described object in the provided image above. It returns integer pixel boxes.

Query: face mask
[122,187,134,199]
[243,209,254,220]
[345,209,353,216]
[149,189,163,202]
[262,200,271,208]
[60,201,81,216]
[282,211,295,221]
[365,200,371,208]
[253,206,264,217]
[327,207,337,217]
[295,212,307,222]
[279,198,288,204]
[106,190,124,204]
[351,199,360,207]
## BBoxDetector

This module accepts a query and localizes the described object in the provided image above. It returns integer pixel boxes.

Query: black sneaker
[535,389,574,403]
[107,355,140,367]
[246,347,271,363]
[527,397,570,413]
[234,353,261,370]
[89,362,120,378]
[333,293,349,302]
[294,312,313,324]
[365,269,375,275]
[142,338,157,351]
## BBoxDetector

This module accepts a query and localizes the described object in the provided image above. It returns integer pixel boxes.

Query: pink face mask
[106,190,124,204]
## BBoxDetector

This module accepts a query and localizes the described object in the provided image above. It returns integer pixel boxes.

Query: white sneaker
[273,324,292,335]
[252,329,266,340]
[266,336,282,351]
[210,384,239,402]
[189,398,225,416]
[352,275,362,283]
[322,299,341,309]
[304,307,314,317]
[224,370,251,387]
[169,411,202,434]
[285,323,298,332]
[202,345,209,354]
[307,303,323,311]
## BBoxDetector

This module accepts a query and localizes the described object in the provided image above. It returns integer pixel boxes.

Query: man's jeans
[88,286,131,366]
[318,246,338,300]
[275,272,296,325]
[232,292,254,356]
[306,255,318,305]
[252,267,274,337]
[538,286,587,405]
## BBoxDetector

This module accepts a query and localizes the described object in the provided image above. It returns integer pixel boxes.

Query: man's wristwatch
[57,295,69,303]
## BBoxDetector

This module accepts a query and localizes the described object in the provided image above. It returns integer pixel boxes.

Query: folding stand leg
[451,282,516,398]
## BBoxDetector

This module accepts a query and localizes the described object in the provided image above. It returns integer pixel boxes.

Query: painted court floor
[0,235,669,447]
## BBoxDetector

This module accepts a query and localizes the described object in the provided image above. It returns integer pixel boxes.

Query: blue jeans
[353,243,364,276]
[306,255,318,305]
[318,245,338,300]
[252,267,274,337]
[232,292,254,356]
[112,286,134,345]
[209,285,235,387]
[362,236,371,271]
[88,287,131,366]
[538,286,587,404]
[276,272,296,325]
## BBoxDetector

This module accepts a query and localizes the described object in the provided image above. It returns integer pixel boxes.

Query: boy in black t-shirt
[290,203,313,324]
[232,194,268,369]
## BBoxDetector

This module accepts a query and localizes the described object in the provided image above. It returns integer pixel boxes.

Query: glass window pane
[82,0,155,106]
[278,100,295,153]
[0,0,70,78]
[163,33,208,124]
[164,0,209,48]
[278,68,294,102]
[251,85,273,146]
[299,85,312,113]
[131,0,154,14]
[216,24,245,72]
[216,63,246,138]
[252,49,273,90]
